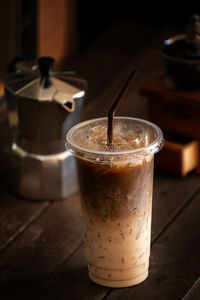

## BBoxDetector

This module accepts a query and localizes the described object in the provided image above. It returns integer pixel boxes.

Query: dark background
[2,0,200,74]
[17,1,200,59]
[76,2,200,50]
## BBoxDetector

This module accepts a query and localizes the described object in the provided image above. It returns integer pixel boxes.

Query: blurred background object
[1,0,200,177]
[0,0,77,96]
[1,1,200,95]
[4,56,86,200]
[160,14,200,90]
[140,14,200,176]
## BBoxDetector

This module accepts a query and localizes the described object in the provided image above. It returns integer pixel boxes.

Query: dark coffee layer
[77,157,154,220]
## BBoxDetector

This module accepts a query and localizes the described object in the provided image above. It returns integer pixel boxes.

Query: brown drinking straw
[107,67,138,146]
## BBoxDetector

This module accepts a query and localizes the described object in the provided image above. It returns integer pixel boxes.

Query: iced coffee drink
[66,117,163,288]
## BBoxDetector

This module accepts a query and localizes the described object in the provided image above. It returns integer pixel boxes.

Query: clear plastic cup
[66,117,163,288]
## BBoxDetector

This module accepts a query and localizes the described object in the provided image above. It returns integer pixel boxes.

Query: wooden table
[1,22,200,300]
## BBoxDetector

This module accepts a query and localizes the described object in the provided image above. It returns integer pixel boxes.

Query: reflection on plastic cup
[66,117,163,288]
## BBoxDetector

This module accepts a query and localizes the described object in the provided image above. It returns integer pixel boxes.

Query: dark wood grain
[0,193,82,300]
[106,188,200,300]
[27,173,200,300]
[151,172,200,242]
[0,176,50,252]
[182,277,200,300]
[31,243,109,300]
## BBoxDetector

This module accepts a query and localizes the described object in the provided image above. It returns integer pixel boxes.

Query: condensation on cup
[66,117,163,288]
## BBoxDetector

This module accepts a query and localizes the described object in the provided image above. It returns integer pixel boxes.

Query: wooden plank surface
[106,188,200,300]
[26,173,200,300]
[0,193,82,300]
[0,175,50,252]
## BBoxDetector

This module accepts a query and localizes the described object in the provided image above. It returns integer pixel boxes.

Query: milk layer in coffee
[66,117,163,287]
